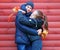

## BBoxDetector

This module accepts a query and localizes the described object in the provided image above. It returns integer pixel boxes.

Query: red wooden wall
[0,0,60,50]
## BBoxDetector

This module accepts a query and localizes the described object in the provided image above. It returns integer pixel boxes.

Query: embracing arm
[16,21,38,35]
[17,11,36,27]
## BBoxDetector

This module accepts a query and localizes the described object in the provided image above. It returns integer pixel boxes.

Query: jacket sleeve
[16,11,38,35]
[17,11,36,27]
[17,22,38,36]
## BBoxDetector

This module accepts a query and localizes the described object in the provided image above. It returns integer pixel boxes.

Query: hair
[8,6,20,22]
[35,10,48,30]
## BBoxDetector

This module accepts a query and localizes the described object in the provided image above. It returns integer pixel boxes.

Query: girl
[30,10,48,38]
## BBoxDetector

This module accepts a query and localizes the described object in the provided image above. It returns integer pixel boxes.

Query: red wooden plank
[0,16,15,22]
[43,41,60,47]
[48,22,60,28]
[0,22,60,28]
[0,3,60,9]
[42,47,60,50]
[0,28,15,34]
[0,41,16,47]
[0,28,60,34]
[0,22,15,28]
[0,41,60,47]
[0,16,60,22]
[0,47,60,50]
[49,28,60,34]
[0,47,17,50]
[47,16,60,22]
[45,34,60,40]
[0,0,47,3]
[0,0,60,3]
[0,9,60,16]
[0,0,48,3]
[0,34,60,40]
[0,35,15,40]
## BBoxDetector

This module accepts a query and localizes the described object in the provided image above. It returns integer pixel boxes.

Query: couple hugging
[9,1,48,50]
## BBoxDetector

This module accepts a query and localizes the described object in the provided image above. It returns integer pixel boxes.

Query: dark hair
[43,15,48,30]
[36,10,48,30]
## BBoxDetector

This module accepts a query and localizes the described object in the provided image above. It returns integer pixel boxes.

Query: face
[30,11,38,18]
[30,10,43,19]
[26,5,32,13]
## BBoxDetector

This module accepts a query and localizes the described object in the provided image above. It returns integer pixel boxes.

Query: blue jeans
[17,39,42,50]
[32,39,42,50]
[17,44,31,50]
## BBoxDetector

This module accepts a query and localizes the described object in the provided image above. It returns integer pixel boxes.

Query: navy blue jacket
[15,11,44,44]
[15,11,39,45]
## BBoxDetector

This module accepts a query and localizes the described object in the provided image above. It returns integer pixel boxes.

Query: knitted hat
[20,4,26,11]
[20,1,34,11]
[26,1,34,9]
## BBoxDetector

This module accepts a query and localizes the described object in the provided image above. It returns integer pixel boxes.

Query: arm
[16,21,38,36]
[17,11,36,27]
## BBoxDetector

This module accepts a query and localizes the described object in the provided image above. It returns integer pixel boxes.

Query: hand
[12,6,20,12]
[43,29,48,36]
[41,29,48,39]
[37,29,42,35]
[41,34,45,39]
